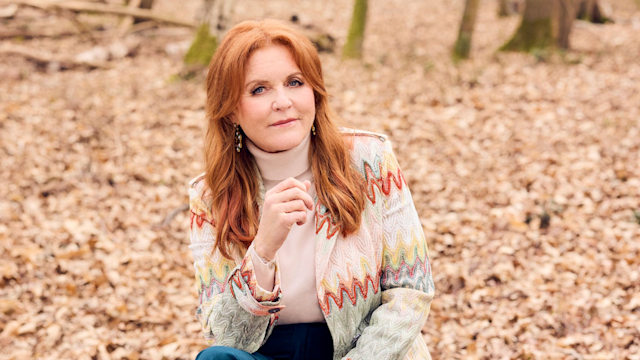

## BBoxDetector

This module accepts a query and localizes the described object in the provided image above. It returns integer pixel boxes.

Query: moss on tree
[343,0,368,59]
[500,18,554,52]
[184,24,218,66]
[453,0,480,60]
[453,33,472,61]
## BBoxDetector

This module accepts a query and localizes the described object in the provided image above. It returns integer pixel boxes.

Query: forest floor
[1,0,640,359]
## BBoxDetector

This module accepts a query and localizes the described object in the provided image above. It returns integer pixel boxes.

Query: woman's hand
[253,178,313,261]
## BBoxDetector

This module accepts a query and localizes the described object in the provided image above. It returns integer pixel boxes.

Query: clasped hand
[253,178,313,261]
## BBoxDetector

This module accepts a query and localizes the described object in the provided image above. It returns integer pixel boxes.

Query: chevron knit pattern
[189,129,434,359]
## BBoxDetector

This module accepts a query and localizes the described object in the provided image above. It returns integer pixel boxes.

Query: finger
[264,185,302,208]
[276,199,308,214]
[271,187,314,210]
[302,181,314,209]
[286,211,307,227]
[270,177,306,194]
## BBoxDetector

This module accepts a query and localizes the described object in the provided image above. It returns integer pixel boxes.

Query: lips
[271,118,298,126]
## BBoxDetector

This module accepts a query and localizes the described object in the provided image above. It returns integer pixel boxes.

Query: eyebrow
[244,72,304,90]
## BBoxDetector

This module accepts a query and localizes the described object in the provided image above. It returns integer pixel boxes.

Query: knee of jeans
[195,346,248,360]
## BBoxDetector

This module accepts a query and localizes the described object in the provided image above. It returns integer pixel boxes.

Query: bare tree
[501,0,611,52]
[498,0,510,17]
[342,0,368,59]
[501,0,576,51]
[576,0,612,23]
[557,0,577,49]
[184,0,233,66]
[498,0,522,17]
[196,0,233,37]
[453,0,480,60]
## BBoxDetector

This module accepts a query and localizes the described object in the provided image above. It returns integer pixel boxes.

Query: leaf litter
[1,0,639,359]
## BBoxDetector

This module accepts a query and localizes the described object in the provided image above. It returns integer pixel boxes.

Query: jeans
[195,346,271,360]
[195,322,334,360]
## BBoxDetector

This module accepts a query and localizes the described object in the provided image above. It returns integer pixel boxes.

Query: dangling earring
[311,124,316,136]
[234,124,243,152]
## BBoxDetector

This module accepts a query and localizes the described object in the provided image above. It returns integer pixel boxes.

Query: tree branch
[117,0,142,36]
[0,43,109,70]
[6,0,196,28]
[155,203,189,229]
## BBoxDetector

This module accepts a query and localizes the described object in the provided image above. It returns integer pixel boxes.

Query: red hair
[204,19,365,259]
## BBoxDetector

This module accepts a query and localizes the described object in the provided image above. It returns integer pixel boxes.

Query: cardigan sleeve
[342,138,435,360]
[188,176,285,351]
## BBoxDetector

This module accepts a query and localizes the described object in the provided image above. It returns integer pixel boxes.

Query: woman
[189,19,434,360]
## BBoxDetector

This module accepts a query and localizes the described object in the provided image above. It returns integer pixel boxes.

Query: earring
[234,124,242,152]
[311,124,316,136]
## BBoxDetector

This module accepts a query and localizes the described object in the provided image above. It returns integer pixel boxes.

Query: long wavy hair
[204,19,366,259]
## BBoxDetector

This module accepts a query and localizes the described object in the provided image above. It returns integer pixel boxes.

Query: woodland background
[1,0,639,359]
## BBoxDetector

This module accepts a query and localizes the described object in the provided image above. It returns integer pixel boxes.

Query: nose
[271,88,292,111]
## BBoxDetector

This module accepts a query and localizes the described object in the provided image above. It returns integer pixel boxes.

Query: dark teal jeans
[195,322,333,360]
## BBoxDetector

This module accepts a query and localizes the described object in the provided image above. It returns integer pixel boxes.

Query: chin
[268,134,305,152]
[270,142,297,153]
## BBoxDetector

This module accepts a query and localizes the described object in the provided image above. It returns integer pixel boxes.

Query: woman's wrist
[252,241,277,263]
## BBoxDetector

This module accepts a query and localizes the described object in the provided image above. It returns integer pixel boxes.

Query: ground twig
[6,0,196,28]
[156,203,189,229]
[0,43,108,70]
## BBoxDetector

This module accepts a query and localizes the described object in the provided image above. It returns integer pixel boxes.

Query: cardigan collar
[247,134,311,182]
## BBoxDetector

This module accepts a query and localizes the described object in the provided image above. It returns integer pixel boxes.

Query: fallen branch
[127,20,158,34]
[0,29,76,40]
[53,5,99,43]
[0,43,108,70]
[0,3,18,17]
[117,0,141,36]
[7,0,196,28]
[156,203,189,229]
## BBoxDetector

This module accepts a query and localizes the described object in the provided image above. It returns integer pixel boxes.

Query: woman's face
[234,45,316,153]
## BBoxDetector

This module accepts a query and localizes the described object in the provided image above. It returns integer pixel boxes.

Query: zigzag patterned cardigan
[188,129,435,359]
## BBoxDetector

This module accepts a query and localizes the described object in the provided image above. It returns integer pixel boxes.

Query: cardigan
[188,128,435,359]
[245,133,325,324]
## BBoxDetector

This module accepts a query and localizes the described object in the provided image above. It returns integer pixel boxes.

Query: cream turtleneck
[247,134,325,324]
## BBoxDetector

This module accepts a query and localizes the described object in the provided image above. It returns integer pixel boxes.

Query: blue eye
[251,86,265,95]
[288,79,303,87]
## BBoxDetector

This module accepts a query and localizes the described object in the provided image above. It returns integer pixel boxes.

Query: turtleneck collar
[247,134,311,182]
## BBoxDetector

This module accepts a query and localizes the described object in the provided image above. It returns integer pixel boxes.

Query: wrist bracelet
[249,243,276,268]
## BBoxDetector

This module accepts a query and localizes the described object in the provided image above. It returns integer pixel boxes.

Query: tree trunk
[501,0,578,51]
[134,0,153,23]
[576,0,611,23]
[184,0,233,67]
[195,0,233,37]
[342,0,368,59]
[501,0,555,51]
[184,23,218,66]
[498,0,510,17]
[557,0,576,49]
[576,0,599,21]
[498,0,523,17]
[140,0,154,9]
[453,0,480,60]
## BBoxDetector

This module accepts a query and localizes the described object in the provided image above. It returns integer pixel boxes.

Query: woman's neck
[247,134,311,182]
